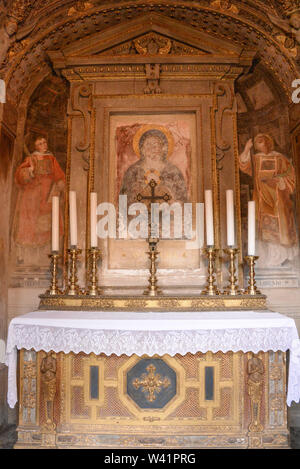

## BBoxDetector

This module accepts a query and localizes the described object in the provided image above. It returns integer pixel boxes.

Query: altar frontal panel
[16,349,289,449]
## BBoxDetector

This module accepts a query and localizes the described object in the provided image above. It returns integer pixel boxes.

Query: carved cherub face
[289,12,300,30]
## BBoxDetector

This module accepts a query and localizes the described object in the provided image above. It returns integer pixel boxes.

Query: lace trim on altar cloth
[5,323,300,409]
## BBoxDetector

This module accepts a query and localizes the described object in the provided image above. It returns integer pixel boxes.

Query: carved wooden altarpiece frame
[44,13,264,309]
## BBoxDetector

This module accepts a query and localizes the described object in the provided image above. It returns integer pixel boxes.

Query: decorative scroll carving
[41,351,57,431]
[70,83,92,152]
[247,353,264,434]
[214,83,235,154]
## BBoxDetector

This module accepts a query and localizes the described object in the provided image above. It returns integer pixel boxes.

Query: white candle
[69,191,77,247]
[90,192,98,247]
[204,190,214,246]
[51,196,59,252]
[197,202,205,249]
[248,201,256,256]
[226,190,235,246]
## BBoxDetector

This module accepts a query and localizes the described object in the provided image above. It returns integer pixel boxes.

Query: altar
[3,7,300,452]
[6,309,300,449]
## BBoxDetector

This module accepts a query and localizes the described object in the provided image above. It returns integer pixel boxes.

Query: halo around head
[133,124,174,159]
[254,133,274,151]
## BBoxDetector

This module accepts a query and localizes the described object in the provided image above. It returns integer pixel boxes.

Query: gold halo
[132,124,174,159]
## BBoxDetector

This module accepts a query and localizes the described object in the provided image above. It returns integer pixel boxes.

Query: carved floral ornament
[1,1,299,104]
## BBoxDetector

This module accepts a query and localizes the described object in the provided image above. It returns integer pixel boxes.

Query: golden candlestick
[244,255,261,295]
[223,247,240,296]
[201,246,219,296]
[47,252,62,296]
[143,238,162,297]
[65,247,82,296]
[86,247,102,296]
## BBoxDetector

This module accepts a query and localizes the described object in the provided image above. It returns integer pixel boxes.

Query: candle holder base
[244,255,261,296]
[223,248,240,296]
[201,246,220,296]
[143,238,162,297]
[85,247,102,297]
[65,248,83,296]
[46,252,62,296]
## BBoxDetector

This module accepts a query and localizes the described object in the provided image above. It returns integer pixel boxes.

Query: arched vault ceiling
[2,0,300,104]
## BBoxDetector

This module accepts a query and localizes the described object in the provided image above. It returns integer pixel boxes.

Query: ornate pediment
[99,32,209,57]
[48,12,256,77]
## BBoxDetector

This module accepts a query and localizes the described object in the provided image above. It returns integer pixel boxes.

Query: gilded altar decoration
[247,353,264,433]
[41,351,57,431]
[22,355,37,425]
[132,364,171,403]
[15,350,290,449]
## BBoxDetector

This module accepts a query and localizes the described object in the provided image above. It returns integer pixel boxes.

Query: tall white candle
[248,200,256,256]
[204,190,214,246]
[197,202,205,249]
[226,190,235,246]
[69,191,77,247]
[51,196,59,252]
[90,192,98,247]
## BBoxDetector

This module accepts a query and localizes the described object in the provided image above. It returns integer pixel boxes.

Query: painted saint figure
[14,136,65,265]
[239,134,298,266]
[120,128,188,207]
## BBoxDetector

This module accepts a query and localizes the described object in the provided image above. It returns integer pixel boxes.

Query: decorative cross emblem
[136,179,171,206]
[136,179,171,239]
[132,363,171,402]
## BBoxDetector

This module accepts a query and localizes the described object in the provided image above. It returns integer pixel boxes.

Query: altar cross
[136,179,171,205]
[136,179,171,239]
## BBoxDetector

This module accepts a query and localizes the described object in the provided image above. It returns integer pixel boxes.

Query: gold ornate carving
[210,0,239,14]
[67,1,93,17]
[100,32,207,57]
[132,364,171,402]
[22,359,37,424]
[247,353,264,433]
[41,351,57,432]
[38,294,267,311]
[134,33,172,56]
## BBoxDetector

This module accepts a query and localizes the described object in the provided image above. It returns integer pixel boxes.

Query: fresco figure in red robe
[239,133,298,267]
[14,137,65,265]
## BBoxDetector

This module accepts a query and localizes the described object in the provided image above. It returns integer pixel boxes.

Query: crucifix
[136,179,171,296]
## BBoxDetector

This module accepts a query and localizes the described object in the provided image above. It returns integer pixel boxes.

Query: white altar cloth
[5,309,300,408]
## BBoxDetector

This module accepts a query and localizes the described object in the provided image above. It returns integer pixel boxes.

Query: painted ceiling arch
[1,0,300,105]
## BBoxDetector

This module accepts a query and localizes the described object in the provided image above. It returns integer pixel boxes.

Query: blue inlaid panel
[205,366,214,401]
[90,366,99,400]
[127,358,176,409]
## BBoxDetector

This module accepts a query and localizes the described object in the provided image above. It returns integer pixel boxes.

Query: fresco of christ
[118,125,189,207]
